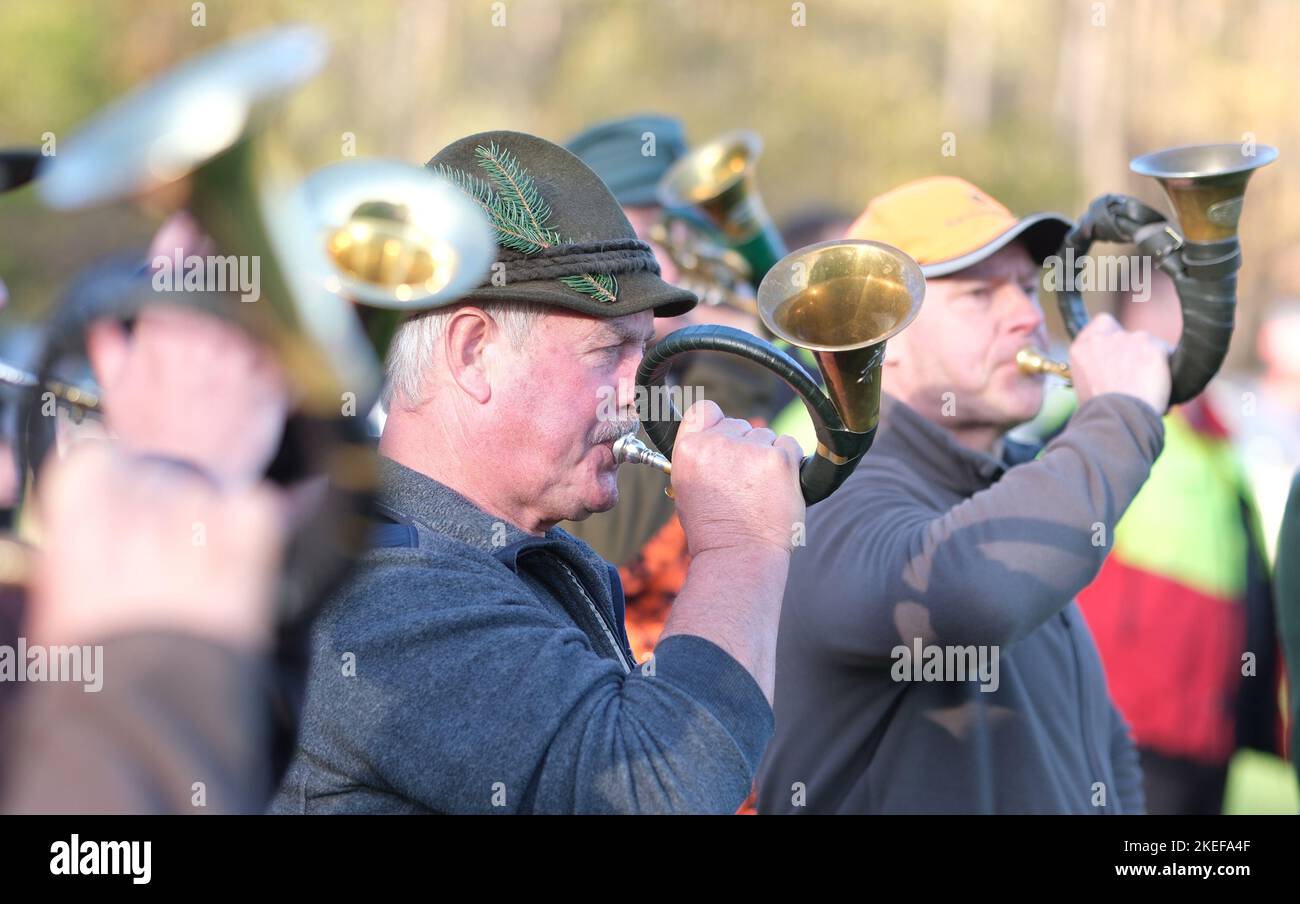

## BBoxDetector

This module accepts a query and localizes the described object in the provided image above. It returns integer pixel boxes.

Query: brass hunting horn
[19,25,491,618]
[653,130,789,314]
[620,240,925,504]
[1028,142,1278,404]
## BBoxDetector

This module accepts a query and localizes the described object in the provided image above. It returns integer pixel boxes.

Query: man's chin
[990,371,1045,422]
[1002,391,1046,426]
[565,476,620,521]
[589,479,620,514]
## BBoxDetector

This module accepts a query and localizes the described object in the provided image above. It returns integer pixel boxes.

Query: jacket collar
[375,456,615,599]
[376,456,540,552]
[872,394,1038,495]
[375,456,629,664]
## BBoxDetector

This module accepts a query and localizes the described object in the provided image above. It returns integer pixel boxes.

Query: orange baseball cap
[845,176,1072,278]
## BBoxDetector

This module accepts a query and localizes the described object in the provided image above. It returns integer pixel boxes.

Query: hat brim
[435,268,697,319]
[921,212,1073,278]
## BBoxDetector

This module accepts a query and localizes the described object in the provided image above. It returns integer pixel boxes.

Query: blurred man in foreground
[758,177,1166,814]
[1,295,291,813]
[272,131,803,814]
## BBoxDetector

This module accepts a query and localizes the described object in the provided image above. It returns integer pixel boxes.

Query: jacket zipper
[553,558,634,674]
[1061,610,1106,809]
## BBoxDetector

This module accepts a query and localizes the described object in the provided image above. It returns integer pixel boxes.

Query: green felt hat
[425,130,696,318]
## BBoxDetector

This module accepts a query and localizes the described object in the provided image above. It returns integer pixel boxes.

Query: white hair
[383,301,543,410]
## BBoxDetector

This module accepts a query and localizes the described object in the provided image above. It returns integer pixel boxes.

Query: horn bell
[756,240,925,434]
[1130,142,1278,243]
[296,159,494,311]
[657,130,787,282]
[658,130,764,241]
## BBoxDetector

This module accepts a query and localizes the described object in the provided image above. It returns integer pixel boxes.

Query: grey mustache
[591,417,640,446]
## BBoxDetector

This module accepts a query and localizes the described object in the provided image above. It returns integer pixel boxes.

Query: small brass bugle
[1016,347,1071,383]
[657,130,787,283]
[653,130,787,329]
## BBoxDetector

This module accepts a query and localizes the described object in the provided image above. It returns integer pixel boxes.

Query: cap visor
[921,212,1073,278]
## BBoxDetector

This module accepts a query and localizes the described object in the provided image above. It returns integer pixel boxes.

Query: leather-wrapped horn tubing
[1056,193,1240,406]
[635,324,875,505]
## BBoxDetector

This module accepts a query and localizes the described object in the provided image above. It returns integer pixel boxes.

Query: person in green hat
[271,131,804,815]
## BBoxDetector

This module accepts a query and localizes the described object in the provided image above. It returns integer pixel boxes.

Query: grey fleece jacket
[270,457,772,814]
[757,393,1163,814]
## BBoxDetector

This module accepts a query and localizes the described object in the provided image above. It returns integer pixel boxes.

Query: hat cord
[487,238,661,284]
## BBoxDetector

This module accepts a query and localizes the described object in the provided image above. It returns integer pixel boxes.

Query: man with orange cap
[757,177,1171,813]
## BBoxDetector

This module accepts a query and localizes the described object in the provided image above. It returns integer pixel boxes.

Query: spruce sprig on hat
[434,143,618,303]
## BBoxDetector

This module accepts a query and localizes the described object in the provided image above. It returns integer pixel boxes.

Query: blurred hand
[669,399,804,558]
[87,306,290,488]
[29,443,285,650]
[1069,312,1172,413]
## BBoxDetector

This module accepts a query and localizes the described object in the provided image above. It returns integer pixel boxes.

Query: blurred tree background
[1,0,1297,358]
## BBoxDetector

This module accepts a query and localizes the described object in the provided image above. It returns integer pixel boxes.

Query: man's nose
[1001,282,1045,338]
[615,349,643,414]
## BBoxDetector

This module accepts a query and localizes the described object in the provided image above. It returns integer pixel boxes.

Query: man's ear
[442,307,495,404]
